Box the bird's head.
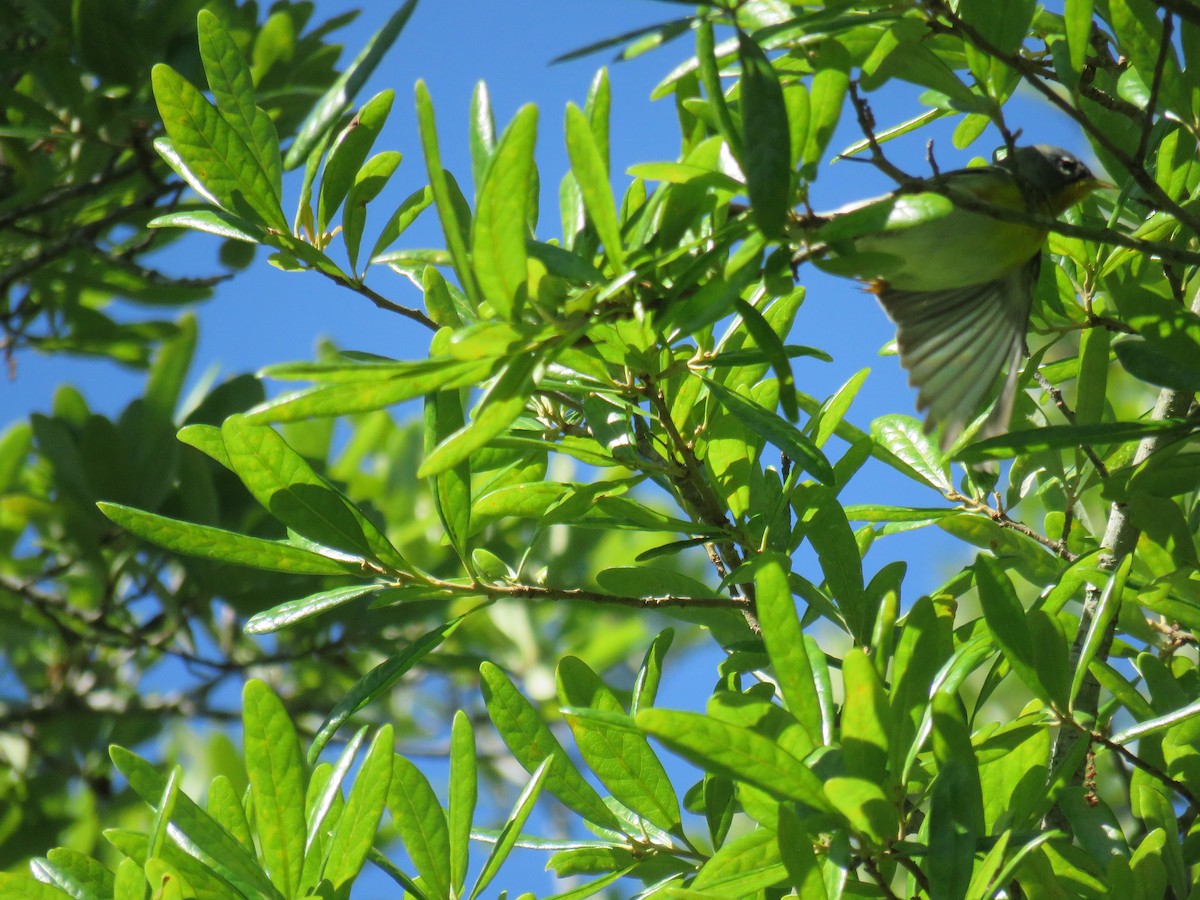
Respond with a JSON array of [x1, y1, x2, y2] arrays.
[[1000, 145, 1110, 214]]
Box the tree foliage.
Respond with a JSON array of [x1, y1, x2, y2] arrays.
[[4, 0, 1200, 897]]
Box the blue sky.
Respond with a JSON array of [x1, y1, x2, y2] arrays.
[[7, 2, 1098, 894]]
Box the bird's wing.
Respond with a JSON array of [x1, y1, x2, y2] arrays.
[[875, 254, 1039, 450]]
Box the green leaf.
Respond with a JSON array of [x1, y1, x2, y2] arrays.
[[871, 414, 953, 491], [34, 849, 114, 900], [840, 648, 891, 783], [112, 858, 145, 900], [387, 754, 451, 899], [322, 727, 394, 890], [344, 150, 402, 274], [108, 747, 281, 900], [246, 583, 386, 634], [889, 596, 951, 775], [424, 388, 472, 566], [691, 826, 785, 893], [419, 353, 539, 478], [584, 66, 611, 173], [801, 40, 850, 181], [416, 80, 480, 304], [151, 64, 286, 231], [479, 662, 622, 831], [299, 731, 365, 894], [472, 104, 538, 319], [631, 628, 674, 716], [557, 656, 682, 835], [732, 298, 797, 421], [793, 484, 867, 640], [469, 81, 497, 189], [635, 709, 831, 810], [249, 359, 493, 422], [221, 414, 409, 573], [285, 0, 418, 169], [196, 9, 281, 201], [369, 185, 434, 262], [975, 557, 1054, 707], [97, 502, 353, 575], [564, 103, 626, 272], [449, 711, 477, 896], [703, 378, 834, 484], [928, 691, 984, 900], [777, 808, 828, 899], [148, 209, 265, 243], [243, 680, 306, 898], [1115, 338, 1200, 392], [960, 420, 1194, 461], [148, 765, 181, 861], [696, 19, 741, 157], [1075, 312, 1110, 426], [317, 90, 394, 236], [467, 757, 552, 900], [207, 775, 253, 854], [737, 32, 791, 237], [309, 616, 469, 763], [755, 553, 823, 745], [0, 873, 79, 899], [141, 859, 184, 900], [823, 776, 898, 847]]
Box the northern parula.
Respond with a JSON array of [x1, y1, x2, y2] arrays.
[[800, 145, 1106, 449]]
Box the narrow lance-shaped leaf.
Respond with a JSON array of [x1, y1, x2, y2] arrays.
[[221, 414, 410, 573], [469, 80, 496, 190], [318, 90, 395, 236], [108, 747, 282, 899], [419, 351, 540, 478], [1070, 555, 1133, 710], [584, 67, 611, 175], [324, 726, 395, 891], [369, 184, 434, 263], [416, 80, 481, 304], [733, 297, 797, 421], [309, 615, 470, 762], [97, 502, 354, 576], [467, 757, 552, 900], [246, 583, 387, 634], [472, 104, 537, 319], [344, 150, 402, 275], [243, 680, 307, 899], [449, 710, 477, 896], [197, 9, 282, 202], [928, 691, 985, 900], [557, 656, 683, 835], [630, 628, 674, 716], [696, 18, 741, 157], [564, 103, 626, 272], [479, 662, 622, 831], [387, 753, 451, 899], [636, 708, 832, 811], [755, 553, 823, 745], [285, 0, 418, 169], [151, 64, 287, 231], [703, 377, 834, 485], [737, 31, 791, 237], [801, 40, 850, 181], [33, 848, 115, 899], [424, 387, 473, 569]]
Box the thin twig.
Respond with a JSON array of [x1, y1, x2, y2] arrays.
[[327, 273, 437, 330], [1031, 371, 1110, 479]]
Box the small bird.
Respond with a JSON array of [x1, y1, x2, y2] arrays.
[[798, 145, 1107, 450]]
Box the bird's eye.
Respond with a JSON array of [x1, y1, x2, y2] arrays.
[[1058, 157, 1079, 175]]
